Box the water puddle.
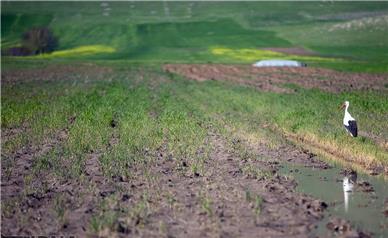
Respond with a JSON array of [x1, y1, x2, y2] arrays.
[[279, 161, 388, 237]]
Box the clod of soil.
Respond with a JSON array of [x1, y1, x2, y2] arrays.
[[384, 199, 388, 217], [110, 119, 117, 128], [358, 181, 375, 193], [326, 218, 372, 237], [68, 115, 77, 124]]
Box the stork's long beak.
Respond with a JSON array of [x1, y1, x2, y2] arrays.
[[338, 103, 346, 110]]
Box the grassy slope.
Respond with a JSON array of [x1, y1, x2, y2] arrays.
[[2, 2, 388, 71], [268, 20, 388, 72]]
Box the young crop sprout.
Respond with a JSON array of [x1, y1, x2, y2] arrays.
[[339, 101, 358, 137]]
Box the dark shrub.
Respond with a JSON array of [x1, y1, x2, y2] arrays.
[[22, 27, 58, 54], [3, 46, 32, 56], [3, 27, 58, 56]]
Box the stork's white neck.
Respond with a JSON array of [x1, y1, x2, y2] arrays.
[[343, 104, 355, 125], [345, 104, 349, 113]]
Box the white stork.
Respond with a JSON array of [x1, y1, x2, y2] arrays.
[[340, 101, 358, 137]]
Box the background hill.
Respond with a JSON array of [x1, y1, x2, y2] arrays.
[[2, 1, 388, 71]]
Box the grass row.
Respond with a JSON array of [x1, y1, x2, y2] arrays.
[[162, 70, 388, 170], [2, 64, 387, 180], [2, 67, 210, 181]]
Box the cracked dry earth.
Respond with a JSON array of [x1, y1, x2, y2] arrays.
[[1, 122, 369, 237]]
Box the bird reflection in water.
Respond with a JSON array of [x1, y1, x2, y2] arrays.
[[343, 170, 357, 212]]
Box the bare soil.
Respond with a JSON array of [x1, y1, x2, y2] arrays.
[[164, 64, 388, 93], [326, 218, 371, 237], [1, 64, 113, 85], [1, 127, 369, 237]]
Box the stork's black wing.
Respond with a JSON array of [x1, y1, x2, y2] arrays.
[[345, 120, 358, 137]]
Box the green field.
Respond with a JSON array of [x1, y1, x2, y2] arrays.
[[2, 2, 388, 236], [2, 1, 388, 71], [2, 62, 388, 235], [2, 64, 387, 176]]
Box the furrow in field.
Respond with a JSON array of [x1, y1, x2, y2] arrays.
[[164, 64, 388, 93], [1, 124, 71, 234]]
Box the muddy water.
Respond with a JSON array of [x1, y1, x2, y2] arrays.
[[279, 161, 388, 237]]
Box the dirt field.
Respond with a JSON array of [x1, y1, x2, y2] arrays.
[[1, 64, 113, 85], [1, 126, 367, 237], [164, 64, 388, 93], [1, 65, 380, 237]]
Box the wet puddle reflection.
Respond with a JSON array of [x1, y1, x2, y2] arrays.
[[279, 162, 388, 237], [343, 171, 357, 213]]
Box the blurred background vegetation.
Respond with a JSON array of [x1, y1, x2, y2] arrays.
[[2, 1, 388, 71]]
